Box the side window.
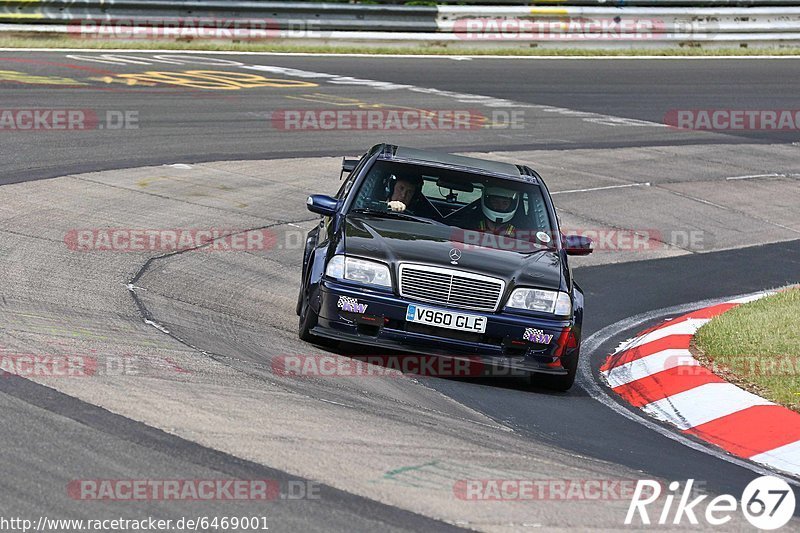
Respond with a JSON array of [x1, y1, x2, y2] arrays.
[[527, 189, 549, 231], [335, 153, 366, 199], [338, 174, 356, 199], [351, 162, 389, 210]]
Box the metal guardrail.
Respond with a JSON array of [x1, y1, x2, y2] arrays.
[[1, 1, 799, 46], [438, 5, 800, 35], [9, 0, 799, 5], [0, 1, 439, 31]]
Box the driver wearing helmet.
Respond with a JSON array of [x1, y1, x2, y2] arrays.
[[476, 186, 520, 237]]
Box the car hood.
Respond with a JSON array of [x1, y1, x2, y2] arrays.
[[344, 215, 563, 290]]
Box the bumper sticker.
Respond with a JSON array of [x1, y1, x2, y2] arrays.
[[523, 328, 554, 344], [338, 296, 368, 314]]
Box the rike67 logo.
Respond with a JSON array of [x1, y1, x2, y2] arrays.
[[626, 476, 795, 529]]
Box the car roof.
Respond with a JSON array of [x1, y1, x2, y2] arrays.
[[381, 145, 530, 180]]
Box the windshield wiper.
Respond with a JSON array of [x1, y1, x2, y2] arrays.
[[350, 208, 433, 224]]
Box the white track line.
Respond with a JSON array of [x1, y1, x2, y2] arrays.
[[726, 173, 783, 181], [551, 182, 650, 195], [729, 292, 776, 304]]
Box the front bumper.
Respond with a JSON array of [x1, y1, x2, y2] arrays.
[[311, 279, 576, 376]]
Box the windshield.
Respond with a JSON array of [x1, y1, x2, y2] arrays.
[[349, 160, 556, 249]]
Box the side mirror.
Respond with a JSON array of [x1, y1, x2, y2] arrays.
[[307, 195, 339, 217], [563, 234, 593, 256], [340, 157, 358, 180]]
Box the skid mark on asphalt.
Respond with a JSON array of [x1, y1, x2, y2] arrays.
[[0, 308, 198, 381], [377, 460, 519, 490], [71, 175, 282, 223], [135, 175, 252, 208], [1, 307, 172, 349]]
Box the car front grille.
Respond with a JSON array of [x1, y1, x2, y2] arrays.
[[398, 264, 505, 312]]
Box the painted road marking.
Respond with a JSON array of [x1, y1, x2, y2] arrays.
[[116, 70, 319, 90], [63, 53, 665, 128], [551, 182, 650, 195], [0, 69, 87, 85], [726, 173, 783, 180]]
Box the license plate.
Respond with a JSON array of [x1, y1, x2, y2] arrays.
[[405, 304, 487, 334]]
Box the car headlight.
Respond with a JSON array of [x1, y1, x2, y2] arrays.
[[506, 288, 571, 316], [325, 255, 391, 289]]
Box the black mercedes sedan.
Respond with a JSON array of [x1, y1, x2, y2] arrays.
[[297, 143, 592, 390]]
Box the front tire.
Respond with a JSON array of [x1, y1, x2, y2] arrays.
[[295, 285, 304, 316], [298, 285, 319, 342]]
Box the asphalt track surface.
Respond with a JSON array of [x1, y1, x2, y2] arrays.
[[2, 51, 800, 183], [1, 51, 800, 531]]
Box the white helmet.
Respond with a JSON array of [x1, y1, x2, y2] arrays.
[[481, 186, 519, 224]]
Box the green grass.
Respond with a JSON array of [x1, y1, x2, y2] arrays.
[[2, 35, 800, 56], [695, 288, 800, 411]]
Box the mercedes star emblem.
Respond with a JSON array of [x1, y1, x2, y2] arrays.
[[449, 248, 462, 264]]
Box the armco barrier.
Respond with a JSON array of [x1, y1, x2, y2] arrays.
[[0, 1, 439, 32], [438, 5, 800, 37], [1, 1, 799, 46]]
